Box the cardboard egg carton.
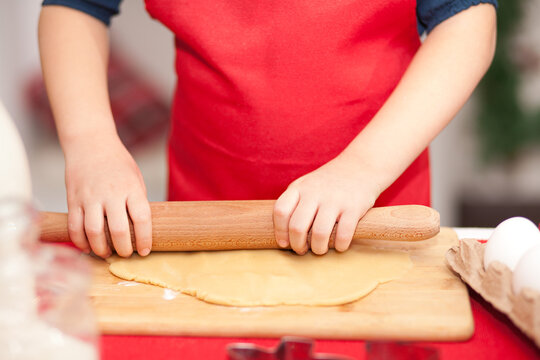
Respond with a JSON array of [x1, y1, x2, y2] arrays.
[[446, 239, 540, 347]]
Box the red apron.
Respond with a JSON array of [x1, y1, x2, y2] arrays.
[[145, 0, 430, 206]]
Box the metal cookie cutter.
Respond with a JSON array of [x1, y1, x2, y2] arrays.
[[227, 336, 354, 360]]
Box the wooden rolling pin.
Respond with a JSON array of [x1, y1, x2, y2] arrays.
[[39, 200, 440, 251]]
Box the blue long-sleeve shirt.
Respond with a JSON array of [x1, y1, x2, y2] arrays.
[[42, 0, 497, 34]]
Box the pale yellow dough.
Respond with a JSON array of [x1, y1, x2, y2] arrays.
[[107, 246, 412, 306]]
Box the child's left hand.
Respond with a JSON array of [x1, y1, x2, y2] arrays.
[[273, 154, 382, 255], [273, 2, 498, 256]]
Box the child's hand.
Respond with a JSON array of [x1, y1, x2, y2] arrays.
[[64, 134, 152, 258], [273, 155, 382, 255]]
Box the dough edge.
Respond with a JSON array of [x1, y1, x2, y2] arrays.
[[108, 249, 413, 307]]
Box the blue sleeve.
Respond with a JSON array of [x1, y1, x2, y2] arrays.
[[42, 0, 123, 26], [417, 0, 498, 34]]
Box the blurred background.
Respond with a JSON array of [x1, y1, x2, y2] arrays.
[[1, 1, 539, 226]]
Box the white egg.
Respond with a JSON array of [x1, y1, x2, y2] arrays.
[[513, 245, 540, 294], [483, 217, 540, 271]]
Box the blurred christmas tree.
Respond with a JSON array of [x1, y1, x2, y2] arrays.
[[476, 0, 540, 162]]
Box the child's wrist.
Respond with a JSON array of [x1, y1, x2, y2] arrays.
[[60, 119, 120, 151], [331, 153, 383, 198]]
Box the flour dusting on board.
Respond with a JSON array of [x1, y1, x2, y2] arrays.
[[117, 281, 139, 287], [239, 307, 256, 312], [163, 288, 179, 300]]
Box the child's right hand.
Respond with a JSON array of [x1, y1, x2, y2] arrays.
[[38, 6, 151, 258], [63, 133, 152, 258]]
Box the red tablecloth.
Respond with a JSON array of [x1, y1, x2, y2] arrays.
[[100, 290, 539, 360]]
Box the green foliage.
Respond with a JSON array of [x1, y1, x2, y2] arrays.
[[476, 1, 540, 162]]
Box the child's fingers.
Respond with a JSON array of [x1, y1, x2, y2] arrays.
[[105, 201, 133, 258], [84, 203, 110, 258], [288, 199, 317, 255], [310, 206, 338, 255], [335, 209, 363, 252], [273, 188, 300, 248], [67, 205, 90, 253], [127, 194, 152, 257]]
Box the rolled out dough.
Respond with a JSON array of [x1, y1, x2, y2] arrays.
[[107, 246, 412, 306]]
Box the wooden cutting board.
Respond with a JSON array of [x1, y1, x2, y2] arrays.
[[89, 227, 473, 341]]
